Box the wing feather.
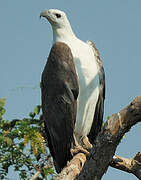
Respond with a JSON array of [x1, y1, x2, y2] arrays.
[[41, 42, 79, 172], [87, 40, 105, 144]]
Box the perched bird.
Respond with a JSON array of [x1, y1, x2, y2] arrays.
[[40, 9, 105, 173]]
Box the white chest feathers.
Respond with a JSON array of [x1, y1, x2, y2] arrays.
[[68, 39, 100, 138]]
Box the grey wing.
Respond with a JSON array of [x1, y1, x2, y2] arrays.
[[41, 42, 79, 173], [87, 40, 105, 144]]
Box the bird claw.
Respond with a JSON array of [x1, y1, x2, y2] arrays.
[[71, 145, 89, 156], [82, 136, 93, 150], [71, 135, 92, 156]]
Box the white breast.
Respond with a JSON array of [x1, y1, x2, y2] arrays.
[[68, 39, 100, 139]]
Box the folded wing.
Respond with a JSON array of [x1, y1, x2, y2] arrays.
[[41, 42, 79, 173]]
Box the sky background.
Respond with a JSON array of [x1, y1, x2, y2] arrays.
[[0, 0, 141, 179]]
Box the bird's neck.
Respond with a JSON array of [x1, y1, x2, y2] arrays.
[[52, 26, 76, 44]]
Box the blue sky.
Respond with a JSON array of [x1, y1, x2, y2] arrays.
[[0, 0, 141, 179]]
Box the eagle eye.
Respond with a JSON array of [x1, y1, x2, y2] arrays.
[[55, 13, 61, 18]]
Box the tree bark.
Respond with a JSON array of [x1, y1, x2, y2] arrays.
[[56, 153, 86, 180], [111, 153, 141, 180]]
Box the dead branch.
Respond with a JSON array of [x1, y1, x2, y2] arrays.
[[56, 153, 86, 180], [110, 153, 141, 180], [77, 96, 141, 180]]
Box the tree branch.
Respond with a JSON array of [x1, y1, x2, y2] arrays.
[[57, 96, 141, 180], [56, 153, 86, 180], [30, 156, 53, 180], [110, 153, 141, 180], [77, 96, 141, 180]]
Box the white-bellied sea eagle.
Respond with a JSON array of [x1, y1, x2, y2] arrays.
[[40, 9, 105, 173]]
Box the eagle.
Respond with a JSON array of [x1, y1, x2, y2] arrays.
[[40, 9, 105, 173]]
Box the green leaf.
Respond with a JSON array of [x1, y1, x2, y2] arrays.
[[34, 105, 41, 115], [0, 108, 6, 116], [29, 112, 36, 118], [44, 168, 54, 176], [0, 98, 6, 108], [123, 135, 126, 139], [5, 137, 13, 146], [0, 135, 4, 143], [107, 116, 111, 120]]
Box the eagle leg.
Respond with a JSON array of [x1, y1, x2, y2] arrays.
[[71, 135, 89, 156], [81, 136, 93, 150]]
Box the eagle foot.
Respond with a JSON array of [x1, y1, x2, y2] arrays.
[[71, 145, 89, 156], [82, 136, 93, 150], [71, 135, 90, 156]]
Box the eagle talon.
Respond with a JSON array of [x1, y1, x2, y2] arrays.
[[71, 145, 89, 156], [82, 136, 93, 150]]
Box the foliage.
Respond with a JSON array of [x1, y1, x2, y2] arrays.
[[0, 98, 55, 180]]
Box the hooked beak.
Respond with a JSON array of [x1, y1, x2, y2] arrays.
[[40, 10, 49, 19]]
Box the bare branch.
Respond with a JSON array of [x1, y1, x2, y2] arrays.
[[30, 156, 53, 180], [56, 153, 86, 180], [76, 96, 141, 179], [111, 153, 141, 180], [30, 169, 41, 180]]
